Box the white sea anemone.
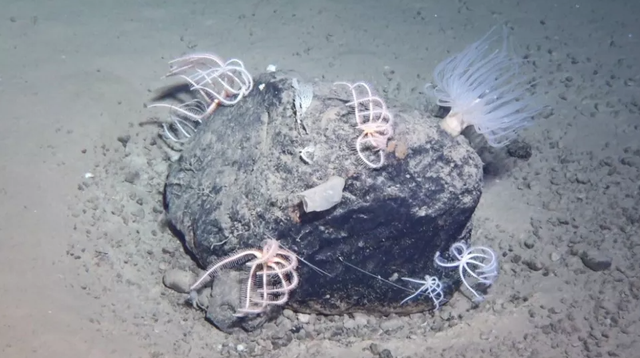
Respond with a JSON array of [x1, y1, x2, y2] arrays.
[[429, 26, 542, 147]]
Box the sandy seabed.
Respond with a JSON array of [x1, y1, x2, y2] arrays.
[[1, 0, 639, 357]]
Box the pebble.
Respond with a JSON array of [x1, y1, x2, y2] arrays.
[[130, 207, 145, 219], [282, 309, 296, 321], [162, 269, 195, 293], [196, 287, 210, 308], [523, 236, 536, 249], [379, 317, 404, 331], [575, 173, 590, 184], [353, 313, 368, 327], [124, 170, 140, 184], [369, 343, 381, 355], [524, 259, 544, 271], [343, 318, 356, 329], [277, 317, 293, 332], [620, 156, 639, 168], [580, 250, 612, 271], [117, 134, 131, 148], [297, 313, 310, 323]]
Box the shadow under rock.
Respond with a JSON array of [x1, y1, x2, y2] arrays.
[[432, 105, 533, 184]]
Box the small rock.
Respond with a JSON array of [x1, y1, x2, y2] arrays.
[[294, 328, 308, 340], [270, 331, 294, 349], [620, 156, 639, 168], [117, 135, 131, 148], [353, 313, 368, 327], [297, 313, 310, 323], [506, 140, 532, 160], [575, 173, 590, 184], [523, 236, 536, 249], [369, 343, 381, 355], [196, 287, 211, 308], [282, 309, 296, 321], [110, 204, 124, 216], [524, 259, 544, 271], [124, 171, 140, 184], [550, 252, 561, 262], [580, 251, 612, 271], [257, 339, 272, 351], [162, 269, 195, 293], [430, 320, 445, 332], [131, 207, 145, 219], [548, 306, 562, 314], [382, 66, 395, 80], [277, 317, 293, 332], [379, 317, 404, 331], [343, 318, 357, 330], [600, 157, 615, 167], [262, 322, 280, 337], [379, 349, 394, 358]]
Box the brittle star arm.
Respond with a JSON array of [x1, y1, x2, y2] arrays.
[[400, 277, 433, 304], [189, 249, 262, 291], [253, 267, 296, 306], [355, 133, 385, 168], [257, 261, 299, 294]]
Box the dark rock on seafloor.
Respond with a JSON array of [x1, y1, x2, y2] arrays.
[[579, 250, 612, 272], [506, 139, 532, 160], [163, 71, 483, 318]]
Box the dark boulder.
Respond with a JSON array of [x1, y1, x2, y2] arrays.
[[164, 71, 483, 318]]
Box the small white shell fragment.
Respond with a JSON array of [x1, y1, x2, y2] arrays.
[[258, 83, 266, 91], [84, 172, 95, 179], [266, 64, 277, 72]]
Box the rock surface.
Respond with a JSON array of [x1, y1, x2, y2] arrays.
[[164, 71, 483, 316]]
